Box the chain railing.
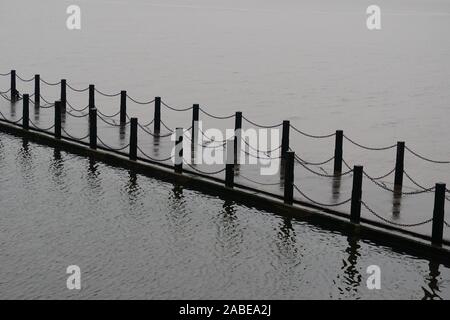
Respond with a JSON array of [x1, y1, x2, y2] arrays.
[[2, 69, 450, 247]]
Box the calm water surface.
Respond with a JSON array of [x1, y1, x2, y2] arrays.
[[0, 132, 449, 299], [1, 0, 450, 299], [0, 0, 449, 239]]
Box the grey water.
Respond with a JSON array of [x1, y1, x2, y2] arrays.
[[0, 0, 450, 298], [0, 132, 449, 299]]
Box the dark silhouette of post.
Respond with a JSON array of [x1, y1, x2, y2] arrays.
[[54, 101, 62, 139], [129, 118, 138, 161], [89, 85, 95, 109], [334, 130, 343, 174], [234, 111, 242, 164], [284, 151, 294, 205], [281, 120, 290, 159], [11, 70, 18, 102], [120, 91, 127, 125], [34, 75, 40, 108], [174, 128, 183, 173], [350, 165, 363, 224], [192, 104, 199, 146], [154, 97, 161, 133], [60, 79, 67, 111], [89, 108, 97, 149], [22, 94, 29, 130], [394, 141, 405, 188], [225, 139, 235, 188], [431, 183, 446, 246]]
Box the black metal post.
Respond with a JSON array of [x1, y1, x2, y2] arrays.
[[154, 97, 161, 133], [225, 139, 235, 188], [334, 130, 343, 174], [281, 120, 290, 159], [174, 127, 183, 173], [431, 183, 446, 246], [130, 118, 138, 161], [120, 91, 127, 125], [34, 75, 40, 108], [89, 107, 97, 149], [394, 141, 405, 188], [192, 104, 199, 144], [234, 111, 242, 164], [54, 101, 62, 139], [89, 84, 95, 109], [11, 70, 18, 102], [22, 94, 29, 130], [284, 151, 294, 205], [350, 165, 363, 224], [60, 79, 67, 111]]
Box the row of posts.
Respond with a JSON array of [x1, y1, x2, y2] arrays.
[[10, 70, 447, 247], [6, 69, 412, 191]]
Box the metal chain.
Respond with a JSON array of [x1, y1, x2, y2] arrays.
[[95, 88, 121, 97], [97, 109, 121, 118], [405, 146, 450, 164], [137, 123, 173, 138], [29, 119, 55, 132], [161, 100, 193, 112], [40, 78, 61, 86], [239, 174, 280, 186], [294, 153, 335, 166], [137, 146, 173, 162], [126, 95, 155, 105], [183, 133, 226, 148], [67, 83, 89, 92], [160, 119, 174, 133], [361, 201, 433, 227], [363, 170, 435, 195], [343, 135, 397, 151], [199, 107, 235, 120], [184, 161, 226, 175], [142, 119, 154, 127], [242, 138, 282, 154], [200, 129, 228, 143], [16, 74, 34, 82], [242, 116, 283, 129], [97, 137, 130, 151], [66, 110, 89, 118], [243, 150, 282, 160], [62, 128, 90, 141], [290, 125, 336, 139], [67, 101, 89, 112], [293, 184, 352, 207], [97, 114, 122, 127], [295, 156, 352, 178], [369, 167, 396, 180]]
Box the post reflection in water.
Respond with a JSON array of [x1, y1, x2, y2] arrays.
[[339, 235, 362, 295], [49, 148, 66, 188], [119, 124, 127, 143], [16, 138, 33, 186], [331, 175, 342, 201], [123, 169, 145, 212], [33, 101, 40, 122], [9, 100, 16, 118], [275, 216, 299, 263], [153, 135, 161, 155], [61, 109, 67, 126], [422, 261, 442, 300], [216, 200, 243, 258], [392, 188, 402, 217], [164, 183, 191, 241], [86, 156, 101, 194]]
